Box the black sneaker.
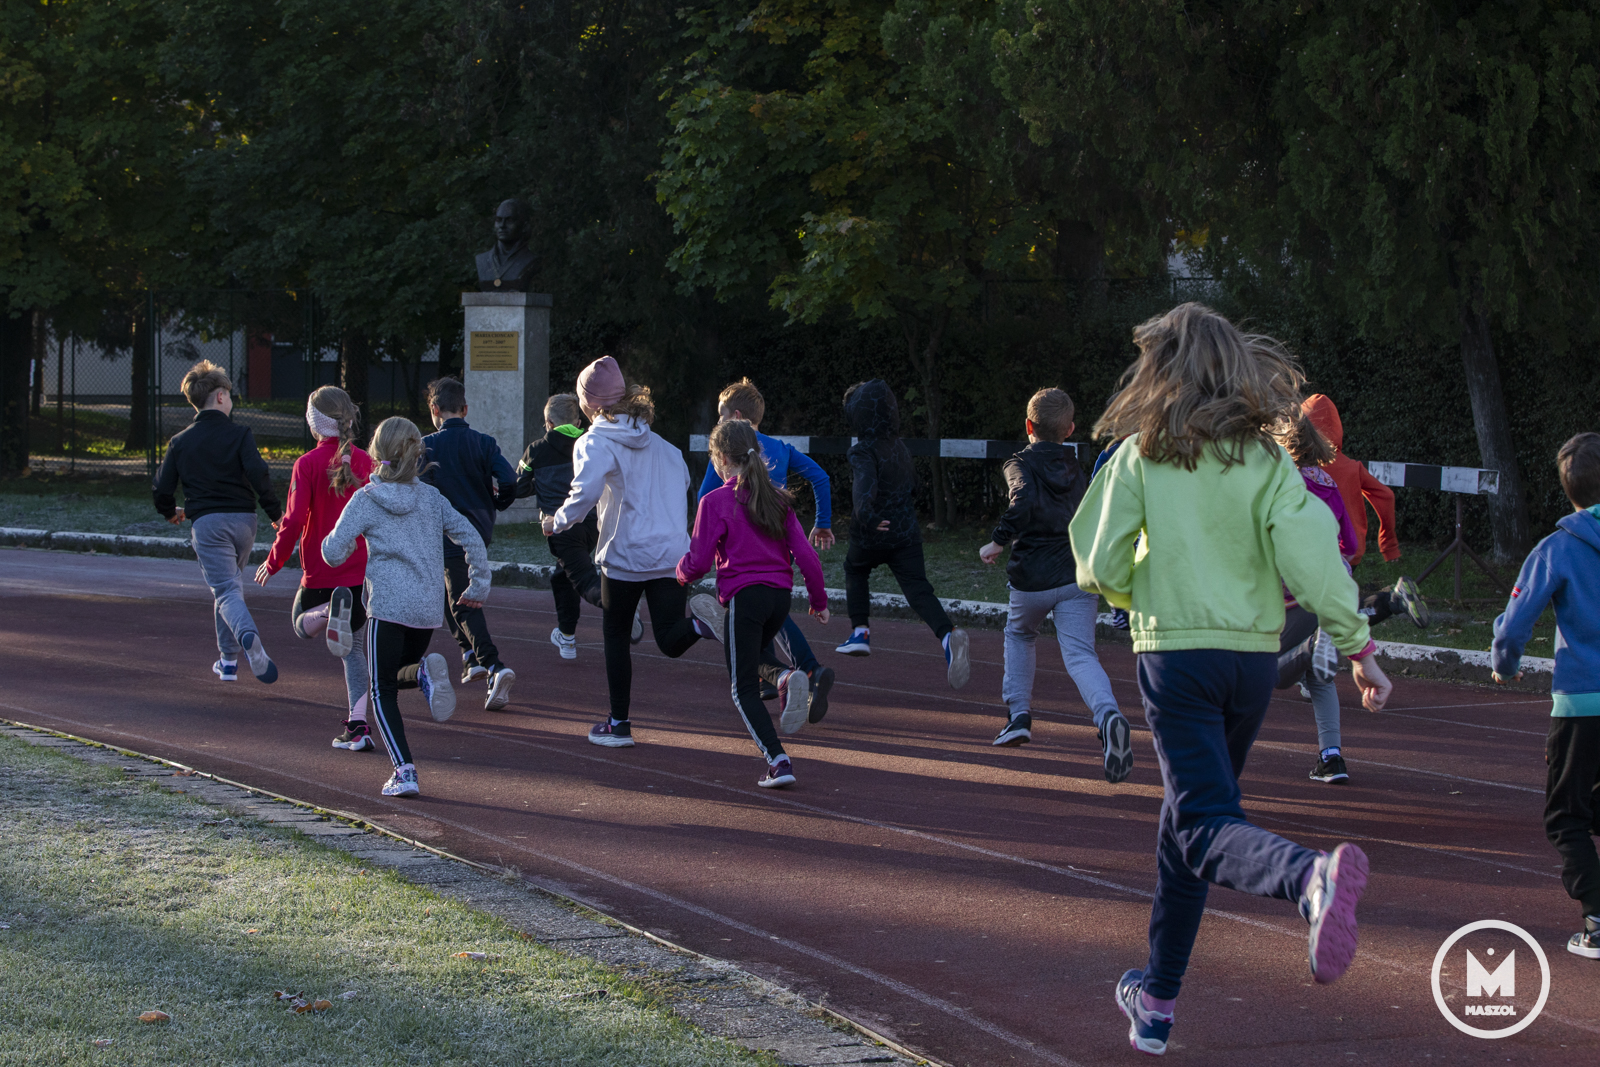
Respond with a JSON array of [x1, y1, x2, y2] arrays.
[[331, 720, 374, 752], [760, 681, 779, 701], [1310, 753, 1350, 783], [1568, 917, 1600, 959], [993, 713, 1032, 747], [1099, 710, 1133, 783], [807, 666, 835, 724]]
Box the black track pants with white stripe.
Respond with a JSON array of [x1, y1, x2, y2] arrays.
[[725, 584, 792, 762], [368, 618, 432, 768]]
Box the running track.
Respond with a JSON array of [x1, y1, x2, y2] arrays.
[[1, 548, 1594, 1065]]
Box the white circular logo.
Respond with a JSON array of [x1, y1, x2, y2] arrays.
[[1431, 920, 1551, 1038]]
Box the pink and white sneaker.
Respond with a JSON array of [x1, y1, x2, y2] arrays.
[[1303, 843, 1369, 984]]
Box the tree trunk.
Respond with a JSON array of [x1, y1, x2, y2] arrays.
[[0, 311, 31, 473], [340, 330, 372, 443], [125, 305, 150, 453], [29, 311, 46, 415], [1459, 300, 1529, 561]]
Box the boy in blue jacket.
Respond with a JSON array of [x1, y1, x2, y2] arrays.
[[699, 379, 837, 720], [422, 377, 517, 710], [1493, 431, 1600, 960]]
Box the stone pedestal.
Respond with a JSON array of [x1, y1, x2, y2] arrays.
[[461, 292, 550, 525]]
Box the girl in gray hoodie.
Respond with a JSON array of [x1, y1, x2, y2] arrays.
[[324, 417, 492, 797]]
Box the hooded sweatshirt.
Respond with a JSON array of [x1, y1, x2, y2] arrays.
[[549, 414, 691, 582], [1302, 395, 1398, 563], [1492, 507, 1600, 716], [1070, 433, 1373, 657], [845, 380, 920, 548], [990, 441, 1088, 592], [322, 476, 490, 630], [515, 424, 587, 518]]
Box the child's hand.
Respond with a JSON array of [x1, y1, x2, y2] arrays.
[[540, 516, 556, 537], [1492, 670, 1523, 684], [456, 594, 485, 609], [167, 508, 186, 526], [875, 520, 890, 532], [810, 527, 835, 550], [978, 541, 1003, 565], [811, 607, 830, 624], [1350, 656, 1392, 712], [253, 562, 273, 587]]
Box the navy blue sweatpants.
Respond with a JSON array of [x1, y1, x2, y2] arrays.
[[1138, 649, 1321, 999]]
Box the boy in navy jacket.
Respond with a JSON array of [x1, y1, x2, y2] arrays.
[[1493, 431, 1600, 960], [422, 377, 517, 709]]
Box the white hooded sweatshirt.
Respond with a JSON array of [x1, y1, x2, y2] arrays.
[[550, 414, 689, 582]]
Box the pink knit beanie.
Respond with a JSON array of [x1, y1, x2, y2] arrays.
[[576, 355, 626, 410]]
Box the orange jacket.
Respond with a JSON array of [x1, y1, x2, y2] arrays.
[[1302, 394, 1399, 563]]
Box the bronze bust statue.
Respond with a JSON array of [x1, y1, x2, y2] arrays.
[[475, 198, 542, 291]]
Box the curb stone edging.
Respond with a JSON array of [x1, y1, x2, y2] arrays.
[[2, 526, 1552, 693], [0, 718, 937, 1067]]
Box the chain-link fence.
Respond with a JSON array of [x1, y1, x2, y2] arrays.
[[25, 291, 440, 480]]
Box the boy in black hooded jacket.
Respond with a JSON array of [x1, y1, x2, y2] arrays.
[[516, 393, 602, 659], [835, 380, 970, 690], [978, 388, 1132, 781]]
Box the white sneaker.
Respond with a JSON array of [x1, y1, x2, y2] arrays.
[[631, 610, 644, 645], [416, 653, 455, 722], [382, 764, 419, 797], [550, 627, 578, 660], [777, 670, 810, 735], [690, 593, 725, 642], [239, 631, 278, 684]]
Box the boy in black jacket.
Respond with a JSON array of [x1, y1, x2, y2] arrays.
[[516, 393, 601, 659], [978, 388, 1131, 781], [421, 377, 517, 709], [153, 360, 282, 684], [836, 379, 970, 690]]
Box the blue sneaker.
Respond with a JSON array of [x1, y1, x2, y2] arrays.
[[238, 632, 277, 684], [1114, 969, 1172, 1055], [835, 629, 871, 656], [212, 659, 238, 682]]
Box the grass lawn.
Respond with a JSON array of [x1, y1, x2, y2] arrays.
[[1, 476, 1553, 654], [0, 733, 772, 1067]]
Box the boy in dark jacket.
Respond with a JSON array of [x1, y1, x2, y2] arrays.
[[422, 377, 517, 709], [153, 360, 283, 684], [979, 388, 1131, 780], [516, 393, 601, 659], [836, 379, 969, 690], [1492, 431, 1600, 960]]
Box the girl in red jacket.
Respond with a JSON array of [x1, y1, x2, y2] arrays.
[[255, 386, 377, 751]]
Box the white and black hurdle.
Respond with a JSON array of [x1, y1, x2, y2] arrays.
[[1366, 462, 1508, 602]]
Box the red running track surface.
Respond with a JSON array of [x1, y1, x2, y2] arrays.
[[1, 549, 1595, 1065]]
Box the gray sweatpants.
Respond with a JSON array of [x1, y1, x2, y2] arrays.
[[191, 512, 260, 659], [1305, 667, 1341, 752], [1003, 582, 1120, 728]]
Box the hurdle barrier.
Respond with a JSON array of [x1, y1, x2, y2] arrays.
[[1364, 462, 1506, 602]]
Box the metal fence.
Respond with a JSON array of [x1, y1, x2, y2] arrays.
[[25, 290, 438, 481]]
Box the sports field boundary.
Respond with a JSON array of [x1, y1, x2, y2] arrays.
[[0, 526, 1553, 691], [0, 715, 943, 1067]]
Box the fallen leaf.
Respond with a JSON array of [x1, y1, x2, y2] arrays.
[[355, 869, 369, 876], [292, 1000, 314, 1014], [173, 769, 196, 777], [337, 991, 359, 1001], [454, 951, 493, 960], [245, 929, 259, 935], [312, 1000, 332, 1012], [137, 1011, 169, 1024], [272, 990, 301, 1001], [1447, 627, 1462, 635], [93, 1039, 112, 1047]]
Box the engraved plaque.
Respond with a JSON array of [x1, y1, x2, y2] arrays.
[[470, 331, 519, 371]]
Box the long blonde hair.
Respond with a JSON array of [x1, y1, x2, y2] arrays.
[[711, 419, 792, 543], [309, 385, 362, 494], [1274, 412, 1335, 468], [1094, 303, 1306, 471], [368, 417, 433, 484]]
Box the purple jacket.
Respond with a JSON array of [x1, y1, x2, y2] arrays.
[[1302, 466, 1359, 558], [677, 484, 828, 611]]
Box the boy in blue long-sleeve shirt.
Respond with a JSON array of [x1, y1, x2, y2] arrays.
[[423, 377, 518, 710], [1492, 431, 1600, 960], [699, 379, 838, 722]]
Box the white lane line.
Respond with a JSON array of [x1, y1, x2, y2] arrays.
[[1247, 741, 1543, 795], [1256, 814, 1557, 879], [0, 702, 1082, 1065]]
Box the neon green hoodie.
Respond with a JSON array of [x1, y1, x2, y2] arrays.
[[1070, 434, 1371, 656]]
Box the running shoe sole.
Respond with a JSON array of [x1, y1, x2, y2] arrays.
[[212, 661, 237, 682], [945, 628, 970, 690], [1114, 969, 1170, 1055], [382, 775, 420, 798], [1101, 711, 1133, 783], [550, 627, 577, 660], [485, 668, 516, 711], [1393, 576, 1430, 628], [420, 652, 456, 722], [1308, 843, 1369, 984], [332, 734, 374, 752], [1309, 764, 1350, 784], [461, 664, 489, 684], [808, 666, 835, 724], [588, 727, 635, 748], [835, 638, 871, 656], [1568, 933, 1600, 959], [326, 587, 354, 658], [778, 672, 810, 735], [240, 632, 278, 685], [994, 719, 1032, 747], [757, 765, 796, 788], [689, 593, 724, 642]]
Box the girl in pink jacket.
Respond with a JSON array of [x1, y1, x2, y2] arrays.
[[677, 419, 829, 788]]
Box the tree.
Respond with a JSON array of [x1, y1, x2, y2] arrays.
[[0, 0, 203, 471], [660, 0, 1061, 524]]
